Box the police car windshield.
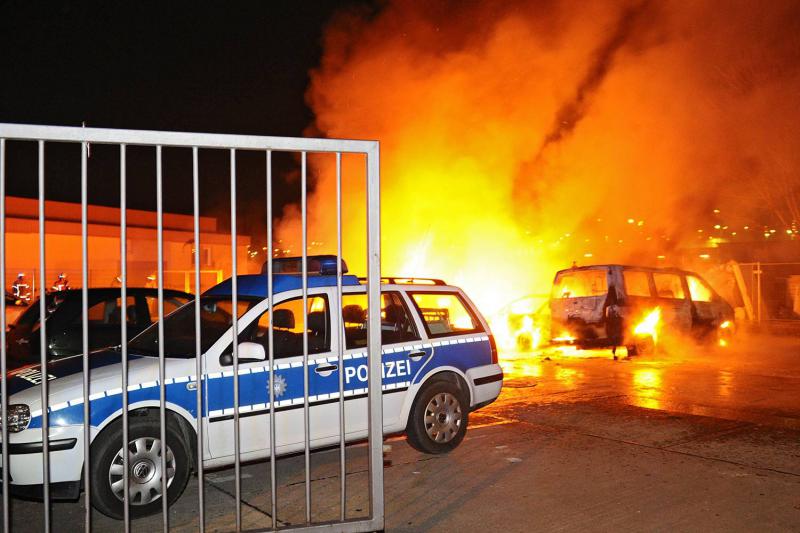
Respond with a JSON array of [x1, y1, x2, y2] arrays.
[[128, 297, 254, 357]]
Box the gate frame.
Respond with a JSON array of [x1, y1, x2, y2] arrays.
[[0, 123, 384, 533]]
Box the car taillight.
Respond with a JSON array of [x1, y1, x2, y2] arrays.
[[488, 334, 498, 364]]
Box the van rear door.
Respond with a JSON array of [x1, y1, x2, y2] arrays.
[[550, 268, 609, 337]]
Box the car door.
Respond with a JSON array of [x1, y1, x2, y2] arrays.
[[340, 289, 425, 432], [652, 272, 692, 334], [205, 290, 340, 459], [621, 269, 657, 322], [550, 268, 609, 337], [686, 274, 724, 330]]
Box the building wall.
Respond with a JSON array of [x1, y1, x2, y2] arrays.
[[3, 197, 255, 298]]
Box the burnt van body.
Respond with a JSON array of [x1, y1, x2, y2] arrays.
[[549, 264, 734, 350]]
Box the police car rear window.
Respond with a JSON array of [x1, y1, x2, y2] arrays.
[[341, 291, 420, 349], [408, 292, 483, 338]]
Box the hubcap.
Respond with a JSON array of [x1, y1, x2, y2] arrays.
[[108, 437, 176, 505], [423, 392, 462, 443]]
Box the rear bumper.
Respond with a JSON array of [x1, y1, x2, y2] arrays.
[[466, 364, 503, 409]]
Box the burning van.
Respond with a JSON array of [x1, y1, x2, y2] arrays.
[[549, 264, 734, 354]]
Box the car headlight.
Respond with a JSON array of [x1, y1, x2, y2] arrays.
[[5, 404, 31, 433]]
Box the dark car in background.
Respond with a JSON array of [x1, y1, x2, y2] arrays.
[[5, 288, 192, 369]]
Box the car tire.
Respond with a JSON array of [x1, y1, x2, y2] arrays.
[[406, 378, 468, 454], [90, 414, 191, 520], [628, 337, 654, 356]]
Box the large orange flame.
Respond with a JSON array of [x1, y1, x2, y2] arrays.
[[633, 307, 662, 345], [276, 0, 800, 335]]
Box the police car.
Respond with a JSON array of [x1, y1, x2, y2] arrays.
[[2, 257, 503, 519]]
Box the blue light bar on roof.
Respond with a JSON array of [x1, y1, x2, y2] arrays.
[[262, 255, 349, 276]]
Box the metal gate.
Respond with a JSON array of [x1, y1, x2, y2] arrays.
[[0, 123, 383, 532]]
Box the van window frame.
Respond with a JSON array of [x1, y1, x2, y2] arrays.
[[622, 269, 654, 298], [552, 269, 609, 299], [652, 272, 687, 300]]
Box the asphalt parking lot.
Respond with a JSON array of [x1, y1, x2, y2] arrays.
[[4, 332, 800, 531]]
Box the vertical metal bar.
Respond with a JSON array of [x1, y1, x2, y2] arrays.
[[38, 140, 51, 531], [756, 262, 762, 323], [193, 147, 206, 532], [230, 148, 242, 532], [120, 144, 131, 532], [366, 144, 384, 527], [301, 151, 311, 524], [156, 145, 168, 530], [336, 152, 346, 520], [81, 140, 92, 533], [0, 138, 8, 533], [266, 150, 277, 529]]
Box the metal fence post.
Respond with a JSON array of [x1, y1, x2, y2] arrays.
[[0, 123, 383, 533]]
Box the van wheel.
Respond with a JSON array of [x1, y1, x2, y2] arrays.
[[406, 378, 468, 454], [628, 337, 654, 356], [90, 415, 191, 519]]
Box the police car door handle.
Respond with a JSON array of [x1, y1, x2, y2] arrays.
[[407, 350, 426, 360], [314, 364, 338, 375]]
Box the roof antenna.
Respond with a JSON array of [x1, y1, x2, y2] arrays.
[[82, 121, 91, 158]]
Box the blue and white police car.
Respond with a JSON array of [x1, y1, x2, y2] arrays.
[[3, 257, 503, 519]]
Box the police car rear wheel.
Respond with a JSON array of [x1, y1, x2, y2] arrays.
[[406, 379, 468, 454], [91, 416, 191, 519]]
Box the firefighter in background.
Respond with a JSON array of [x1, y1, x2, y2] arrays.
[[51, 272, 70, 292], [11, 273, 31, 305]]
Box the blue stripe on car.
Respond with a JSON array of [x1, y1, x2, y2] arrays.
[[26, 338, 490, 429]]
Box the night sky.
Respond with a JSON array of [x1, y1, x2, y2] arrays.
[[0, 1, 376, 240]]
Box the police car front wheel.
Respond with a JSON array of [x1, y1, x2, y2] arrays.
[[90, 415, 191, 519], [406, 378, 468, 454]]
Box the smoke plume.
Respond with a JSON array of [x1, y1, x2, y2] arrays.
[[278, 0, 800, 315]]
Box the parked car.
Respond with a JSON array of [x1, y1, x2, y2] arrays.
[[5, 288, 192, 369], [550, 264, 734, 353], [2, 257, 503, 519]]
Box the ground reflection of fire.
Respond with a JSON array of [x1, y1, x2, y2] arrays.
[[717, 369, 734, 397], [631, 367, 663, 410]]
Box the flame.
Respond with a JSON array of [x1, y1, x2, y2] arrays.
[[274, 0, 800, 331], [552, 331, 576, 343], [633, 307, 662, 345], [490, 313, 542, 352]]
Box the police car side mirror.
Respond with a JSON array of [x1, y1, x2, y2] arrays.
[[219, 342, 266, 366]]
